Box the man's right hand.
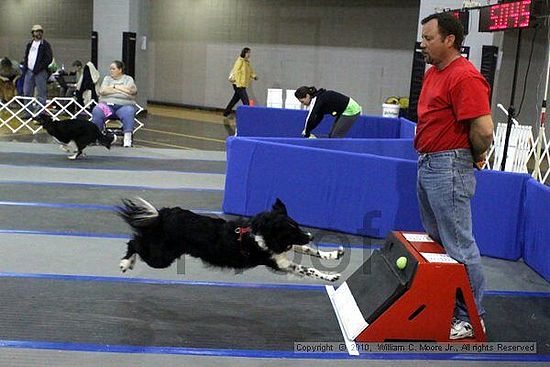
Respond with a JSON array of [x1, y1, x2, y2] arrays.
[[473, 151, 487, 170], [473, 151, 487, 163]]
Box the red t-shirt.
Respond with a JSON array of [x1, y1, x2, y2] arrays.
[[414, 57, 491, 153]]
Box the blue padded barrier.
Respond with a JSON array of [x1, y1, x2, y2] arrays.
[[244, 137, 418, 161], [224, 137, 538, 262], [235, 106, 411, 138], [235, 106, 330, 137], [471, 170, 530, 260], [399, 117, 417, 138], [522, 179, 550, 281], [223, 137, 423, 238]]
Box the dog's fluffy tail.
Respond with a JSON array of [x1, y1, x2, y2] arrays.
[[117, 197, 159, 228]]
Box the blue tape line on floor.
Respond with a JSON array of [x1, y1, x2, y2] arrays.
[[0, 229, 130, 239], [0, 271, 325, 291], [484, 290, 550, 298], [0, 200, 224, 214], [0, 162, 225, 174], [0, 339, 548, 361], [0, 163, 225, 175], [0, 180, 223, 191], [0, 271, 547, 298]]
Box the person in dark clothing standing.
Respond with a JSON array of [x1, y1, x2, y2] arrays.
[[295, 86, 362, 138], [23, 24, 53, 109]]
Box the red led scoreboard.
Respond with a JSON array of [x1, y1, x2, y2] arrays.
[[479, 0, 532, 32]]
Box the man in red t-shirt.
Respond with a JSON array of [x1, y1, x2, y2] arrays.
[[415, 13, 494, 340]]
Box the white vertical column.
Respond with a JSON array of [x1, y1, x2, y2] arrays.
[[93, 0, 148, 108]]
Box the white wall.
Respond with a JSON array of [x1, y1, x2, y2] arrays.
[[93, 0, 130, 76], [148, 0, 421, 115], [93, 0, 149, 107]]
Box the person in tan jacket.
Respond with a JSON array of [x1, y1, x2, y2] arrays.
[[223, 47, 257, 117]]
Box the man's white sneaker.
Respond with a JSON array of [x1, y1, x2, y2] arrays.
[[450, 317, 486, 340]]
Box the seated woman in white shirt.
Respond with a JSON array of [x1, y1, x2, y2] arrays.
[[91, 60, 137, 147]]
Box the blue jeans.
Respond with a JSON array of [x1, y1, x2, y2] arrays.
[[417, 149, 486, 321], [23, 69, 48, 107], [91, 104, 136, 133]]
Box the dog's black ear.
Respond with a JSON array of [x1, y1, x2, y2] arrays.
[[272, 198, 287, 215]]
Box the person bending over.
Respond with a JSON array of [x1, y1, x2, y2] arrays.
[[295, 86, 362, 138]]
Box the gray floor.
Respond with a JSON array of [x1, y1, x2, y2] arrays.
[[0, 111, 548, 367]]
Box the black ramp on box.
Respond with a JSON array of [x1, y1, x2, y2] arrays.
[[346, 234, 418, 323], [0, 277, 547, 354]]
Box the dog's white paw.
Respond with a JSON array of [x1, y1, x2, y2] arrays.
[[120, 256, 136, 273], [120, 259, 132, 272], [320, 246, 345, 260], [336, 246, 345, 259], [59, 144, 70, 152], [67, 152, 85, 160], [67, 140, 78, 153], [322, 273, 341, 282]]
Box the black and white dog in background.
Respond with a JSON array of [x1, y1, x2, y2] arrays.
[[118, 198, 344, 282], [34, 114, 116, 160]]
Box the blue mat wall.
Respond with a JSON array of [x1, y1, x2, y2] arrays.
[[223, 137, 423, 238], [399, 117, 416, 139], [522, 179, 550, 281], [235, 106, 416, 139], [245, 138, 418, 161], [471, 170, 530, 260], [223, 137, 542, 265], [225, 108, 549, 274]]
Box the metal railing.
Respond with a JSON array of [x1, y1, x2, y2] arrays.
[[484, 103, 549, 184]]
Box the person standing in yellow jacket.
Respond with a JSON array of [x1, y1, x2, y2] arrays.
[[223, 47, 257, 117]]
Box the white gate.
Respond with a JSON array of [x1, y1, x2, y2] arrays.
[[0, 96, 144, 134]]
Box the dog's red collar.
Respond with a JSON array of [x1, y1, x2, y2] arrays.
[[235, 226, 252, 242]]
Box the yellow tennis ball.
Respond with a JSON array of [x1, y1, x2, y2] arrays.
[[396, 256, 407, 270]]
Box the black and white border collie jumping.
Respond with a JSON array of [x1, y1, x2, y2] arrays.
[[34, 114, 116, 160], [118, 197, 344, 282]]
